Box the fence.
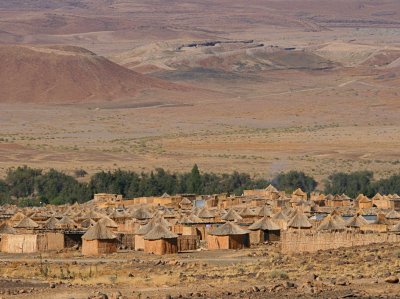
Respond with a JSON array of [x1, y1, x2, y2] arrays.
[[281, 231, 400, 253]]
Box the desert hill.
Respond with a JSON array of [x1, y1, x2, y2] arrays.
[[112, 40, 336, 77], [0, 44, 183, 103]]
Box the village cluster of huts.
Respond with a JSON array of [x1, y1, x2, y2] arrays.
[[0, 185, 399, 256]]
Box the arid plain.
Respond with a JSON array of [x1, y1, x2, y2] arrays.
[[1, 0, 400, 184]]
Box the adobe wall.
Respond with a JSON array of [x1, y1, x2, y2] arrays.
[[134, 234, 145, 251], [207, 235, 229, 250], [281, 231, 400, 254], [1, 234, 37, 253], [144, 238, 178, 255]]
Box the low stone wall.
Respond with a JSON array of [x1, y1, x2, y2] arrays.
[[281, 231, 400, 254]]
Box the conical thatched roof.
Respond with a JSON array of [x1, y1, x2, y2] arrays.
[[222, 209, 243, 222], [109, 210, 128, 219], [10, 212, 26, 222], [82, 210, 105, 220], [341, 193, 351, 200], [143, 223, 178, 240], [372, 193, 383, 201], [188, 213, 203, 223], [386, 210, 400, 219], [265, 184, 278, 192], [132, 206, 152, 220], [153, 215, 172, 227], [331, 211, 346, 226], [272, 210, 289, 221], [81, 218, 97, 228], [43, 216, 60, 229], [209, 221, 249, 236], [82, 222, 116, 240], [178, 215, 194, 224], [258, 206, 272, 217], [317, 215, 345, 231], [98, 216, 118, 228], [248, 217, 280, 231], [390, 222, 400, 232], [358, 196, 371, 203], [0, 223, 16, 234], [240, 207, 256, 217], [58, 216, 78, 228], [14, 216, 39, 229], [293, 188, 306, 196], [136, 218, 157, 235], [287, 210, 312, 229], [345, 214, 369, 228], [180, 197, 192, 205], [161, 192, 170, 198], [197, 207, 214, 219]]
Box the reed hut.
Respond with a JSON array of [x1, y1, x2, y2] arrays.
[[248, 217, 280, 243], [207, 222, 250, 250], [143, 224, 178, 255], [82, 222, 117, 255]]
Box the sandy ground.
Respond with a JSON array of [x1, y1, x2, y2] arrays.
[[0, 242, 399, 298]]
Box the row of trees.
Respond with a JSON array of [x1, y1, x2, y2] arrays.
[[0, 165, 316, 206], [324, 171, 400, 198], [5, 165, 400, 207]]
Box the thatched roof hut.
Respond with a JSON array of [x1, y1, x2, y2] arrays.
[[207, 222, 250, 250], [82, 222, 117, 256], [43, 216, 60, 230], [143, 224, 178, 255], [144, 223, 178, 240], [240, 207, 256, 218], [221, 209, 243, 222], [82, 222, 116, 241], [57, 216, 79, 229], [317, 215, 346, 231], [81, 218, 96, 229], [248, 217, 281, 243], [14, 216, 39, 229], [345, 214, 369, 228], [257, 206, 272, 217], [287, 210, 312, 229], [390, 222, 400, 233], [0, 223, 16, 234], [132, 206, 152, 220], [248, 217, 280, 231], [197, 207, 215, 219], [98, 216, 118, 230], [386, 210, 400, 220]]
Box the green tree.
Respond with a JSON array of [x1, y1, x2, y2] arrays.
[[5, 166, 42, 198], [274, 171, 317, 193], [187, 164, 202, 194]]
